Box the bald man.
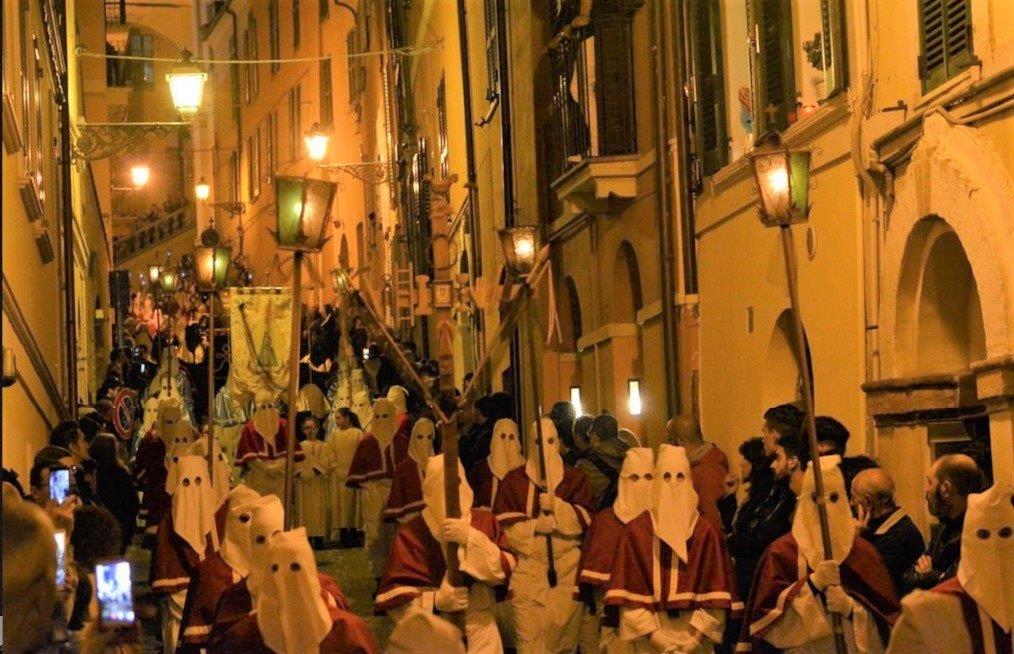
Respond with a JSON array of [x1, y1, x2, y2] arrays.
[[3, 499, 58, 653], [903, 454, 985, 593], [852, 468, 925, 594], [667, 414, 730, 531]]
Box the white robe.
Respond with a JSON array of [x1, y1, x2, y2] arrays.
[[326, 425, 363, 534], [296, 440, 333, 538], [887, 588, 1013, 654]]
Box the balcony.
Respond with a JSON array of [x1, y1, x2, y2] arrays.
[[113, 205, 194, 264], [545, 0, 645, 217]]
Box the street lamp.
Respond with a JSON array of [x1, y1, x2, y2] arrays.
[[273, 175, 338, 528], [747, 132, 811, 226], [498, 226, 540, 278], [130, 164, 151, 188], [304, 123, 330, 162], [194, 178, 211, 201], [166, 49, 207, 120]]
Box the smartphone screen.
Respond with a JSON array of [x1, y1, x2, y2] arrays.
[[362, 347, 370, 360], [95, 558, 135, 627], [54, 531, 67, 589], [49, 468, 70, 505]]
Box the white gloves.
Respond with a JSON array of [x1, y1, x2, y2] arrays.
[[434, 575, 469, 612], [810, 560, 840, 591], [538, 492, 555, 514], [441, 518, 471, 545], [534, 513, 557, 535], [649, 630, 682, 652], [824, 585, 852, 615]]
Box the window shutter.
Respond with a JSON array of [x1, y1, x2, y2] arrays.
[[592, 6, 639, 156], [689, 0, 728, 175], [919, 0, 973, 92], [752, 0, 795, 133], [484, 0, 499, 97]]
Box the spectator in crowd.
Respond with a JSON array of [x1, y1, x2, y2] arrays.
[[67, 504, 123, 633], [88, 433, 139, 553], [667, 413, 731, 530], [575, 413, 628, 509], [851, 467, 925, 595], [459, 391, 514, 470], [761, 402, 803, 455], [564, 415, 595, 466], [3, 498, 58, 653], [726, 437, 776, 598], [903, 453, 985, 593], [46, 420, 91, 466], [549, 401, 578, 460], [815, 415, 878, 495]]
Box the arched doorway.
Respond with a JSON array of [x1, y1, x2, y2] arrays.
[[762, 309, 812, 411], [610, 241, 643, 322]]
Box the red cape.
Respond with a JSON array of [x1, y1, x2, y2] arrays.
[[492, 465, 595, 529], [235, 418, 302, 467], [691, 443, 730, 531], [932, 577, 1012, 654], [134, 431, 169, 532], [383, 458, 425, 523], [374, 510, 516, 614], [738, 533, 900, 652], [577, 508, 628, 590], [604, 511, 739, 615], [180, 550, 237, 646], [150, 502, 226, 595], [207, 573, 377, 654], [345, 430, 410, 487]]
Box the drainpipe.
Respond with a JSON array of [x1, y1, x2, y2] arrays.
[[455, 0, 482, 276], [61, 7, 78, 414], [495, 1, 523, 412], [652, 0, 682, 418]]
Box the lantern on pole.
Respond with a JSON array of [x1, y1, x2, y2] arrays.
[[749, 133, 845, 654], [148, 264, 161, 284], [195, 243, 231, 477], [498, 227, 540, 278], [166, 49, 207, 120], [274, 175, 337, 527], [159, 269, 178, 293], [747, 132, 811, 227]]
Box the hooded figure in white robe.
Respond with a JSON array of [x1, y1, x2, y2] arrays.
[[296, 415, 334, 539], [326, 410, 364, 538], [887, 483, 1013, 654]]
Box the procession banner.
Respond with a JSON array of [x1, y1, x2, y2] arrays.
[[228, 287, 292, 402]]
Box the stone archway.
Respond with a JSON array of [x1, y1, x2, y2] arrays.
[[869, 113, 1014, 530], [762, 309, 811, 411]]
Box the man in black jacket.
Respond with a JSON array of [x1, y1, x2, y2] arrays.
[[851, 467, 925, 595], [903, 453, 985, 593]]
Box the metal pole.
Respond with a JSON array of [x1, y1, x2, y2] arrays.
[[779, 226, 847, 654], [206, 291, 216, 482], [524, 310, 557, 587], [283, 252, 304, 529]]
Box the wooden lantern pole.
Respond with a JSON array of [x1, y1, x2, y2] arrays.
[[206, 290, 216, 480], [523, 309, 557, 587], [283, 252, 304, 529], [777, 225, 847, 654]]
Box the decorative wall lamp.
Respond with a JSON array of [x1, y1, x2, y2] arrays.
[[166, 49, 208, 121], [627, 379, 642, 416], [304, 124, 330, 162], [194, 178, 211, 201], [2, 349, 17, 388], [130, 164, 151, 188], [570, 385, 584, 417]]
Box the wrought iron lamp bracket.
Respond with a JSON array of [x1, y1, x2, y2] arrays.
[[317, 161, 395, 186], [72, 122, 190, 161]]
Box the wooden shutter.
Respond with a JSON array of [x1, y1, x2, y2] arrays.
[[689, 0, 728, 175], [484, 0, 499, 97], [592, 2, 640, 156], [919, 0, 973, 92], [752, 0, 795, 133]]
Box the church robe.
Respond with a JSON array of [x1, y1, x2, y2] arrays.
[[206, 575, 378, 654], [133, 430, 169, 538], [327, 425, 364, 534], [235, 418, 302, 500], [383, 458, 425, 523], [690, 442, 730, 532], [345, 431, 410, 487], [468, 459, 518, 511], [886, 576, 1012, 654], [346, 431, 410, 575], [493, 465, 594, 653], [603, 511, 739, 651], [296, 439, 334, 538], [375, 511, 516, 653], [738, 533, 900, 654]]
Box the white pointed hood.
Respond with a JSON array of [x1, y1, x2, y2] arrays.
[[651, 445, 698, 562], [247, 495, 286, 596], [299, 383, 330, 419], [615, 447, 654, 524], [408, 418, 436, 468], [370, 398, 397, 450], [186, 436, 232, 506], [352, 390, 373, 429], [792, 455, 855, 569], [251, 399, 281, 448], [387, 385, 409, 416], [958, 483, 1014, 632], [171, 456, 220, 560], [218, 488, 262, 577], [488, 418, 525, 480], [525, 418, 565, 494], [421, 454, 473, 542], [255, 528, 333, 654]]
